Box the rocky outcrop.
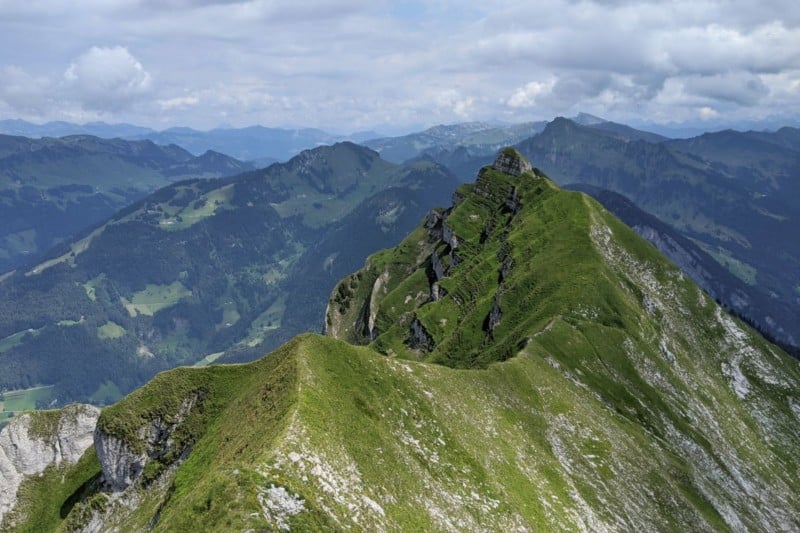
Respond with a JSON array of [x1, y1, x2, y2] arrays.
[[367, 270, 390, 341], [0, 404, 100, 522], [408, 318, 435, 352], [485, 296, 502, 338], [492, 148, 533, 177], [425, 209, 444, 240], [442, 223, 458, 251], [95, 395, 198, 492], [505, 186, 521, 213]]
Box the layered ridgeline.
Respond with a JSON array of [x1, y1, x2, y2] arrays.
[[364, 121, 547, 164], [0, 118, 381, 163], [6, 150, 800, 531], [0, 134, 252, 273], [0, 142, 457, 409]]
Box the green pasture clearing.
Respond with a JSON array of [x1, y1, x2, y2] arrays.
[[0, 385, 55, 423], [25, 226, 105, 276], [83, 274, 106, 301], [122, 281, 192, 317], [245, 295, 286, 346], [3, 229, 37, 256], [216, 293, 240, 330], [97, 321, 126, 339], [159, 185, 234, 231], [192, 352, 225, 367], [58, 316, 85, 327], [0, 328, 42, 353], [697, 243, 758, 286]]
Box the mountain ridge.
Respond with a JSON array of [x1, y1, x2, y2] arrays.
[[513, 118, 800, 350], [5, 149, 799, 531]]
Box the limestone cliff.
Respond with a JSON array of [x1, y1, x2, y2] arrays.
[[491, 147, 533, 177], [95, 395, 198, 491], [0, 404, 99, 522]]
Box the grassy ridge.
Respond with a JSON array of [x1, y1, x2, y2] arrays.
[[12, 153, 800, 530]]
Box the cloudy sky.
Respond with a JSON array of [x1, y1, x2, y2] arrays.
[[1, 0, 798, 132]]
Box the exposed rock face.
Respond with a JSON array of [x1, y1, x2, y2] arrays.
[[94, 431, 148, 492], [442, 223, 458, 251], [0, 404, 100, 522], [424, 209, 444, 240], [485, 296, 502, 337], [95, 395, 198, 491], [367, 270, 390, 340], [505, 186, 521, 213], [492, 148, 532, 177], [409, 318, 435, 351]]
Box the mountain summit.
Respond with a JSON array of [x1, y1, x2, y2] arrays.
[[3, 149, 800, 531], [491, 147, 533, 176]]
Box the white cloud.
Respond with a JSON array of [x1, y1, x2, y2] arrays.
[[158, 95, 200, 110], [698, 106, 720, 120], [0, 1, 798, 130], [0, 66, 52, 114], [62, 46, 152, 111], [507, 80, 556, 108]]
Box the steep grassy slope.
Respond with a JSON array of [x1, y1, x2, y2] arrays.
[[325, 150, 800, 528], [16, 317, 800, 531], [0, 143, 456, 405], [514, 118, 800, 350]]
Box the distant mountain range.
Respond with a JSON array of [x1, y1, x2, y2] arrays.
[[0, 142, 457, 406], [0, 134, 253, 273], [2, 114, 796, 356], [363, 120, 549, 163], [0, 119, 381, 162]]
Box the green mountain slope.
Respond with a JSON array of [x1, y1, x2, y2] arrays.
[[514, 118, 800, 350], [0, 143, 457, 409], [8, 150, 800, 531], [567, 184, 800, 357], [0, 134, 253, 273]]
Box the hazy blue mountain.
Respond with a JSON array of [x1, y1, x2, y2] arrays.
[[137, 125, 341, 161], [364, 120, 548, 163], [575, 114, 669, 143], [369, 114, 667, 180], [0, 119, 155, 139], [0, 142, 457, 408], [0, 120, 385, 162], [0, 134, 253, 273]]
